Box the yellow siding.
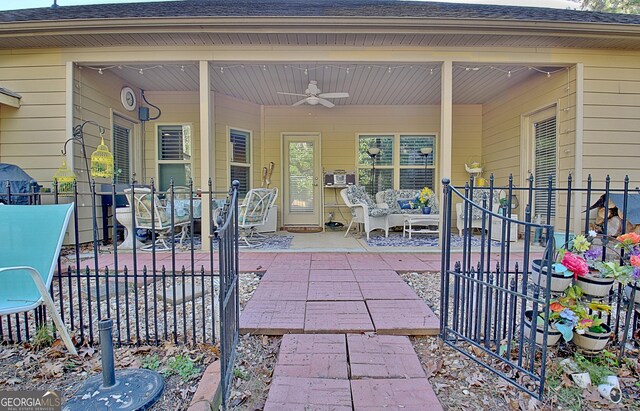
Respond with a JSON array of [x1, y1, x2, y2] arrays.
[[482, 69, 576, 187], [213, 94, 261, 192], [0, 51, 66, 181], [583, 65, 640, 185]]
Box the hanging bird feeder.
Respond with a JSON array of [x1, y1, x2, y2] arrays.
[[90, 135, 114, 178], [53, 158, 77, 195]]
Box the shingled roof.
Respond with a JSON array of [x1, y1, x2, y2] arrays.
[[1, 0, 639, 25]]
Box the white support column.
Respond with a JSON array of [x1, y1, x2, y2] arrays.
[[65, 62, 75, 170], [440, 60, 453, 242], [199, 61, 215, 251], [573, 64, 584, 232]]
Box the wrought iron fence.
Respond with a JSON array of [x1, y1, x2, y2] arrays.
[[215, 181, 240, 410], [0, 178, 239, 353], [443, 174, 640, 399], [441, 178, 556, 400]]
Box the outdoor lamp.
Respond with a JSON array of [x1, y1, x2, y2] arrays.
[[368, 147, 380, 196], [419, 147, 432, 186]]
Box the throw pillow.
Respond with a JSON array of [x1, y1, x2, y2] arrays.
[[397, 199, 414, 210]]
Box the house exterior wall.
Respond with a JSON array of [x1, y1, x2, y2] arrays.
[[583, 65, 640, 185], [0, 50, 66, 183]]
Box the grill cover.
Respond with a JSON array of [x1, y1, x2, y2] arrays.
[[0, 163, 39, 205]]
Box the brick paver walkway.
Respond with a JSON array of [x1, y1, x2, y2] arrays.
[[240, 254, 439, 335], [264, 334, 443, 411], [241, 253, 445, 410]]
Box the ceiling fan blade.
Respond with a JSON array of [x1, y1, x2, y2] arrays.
[[292, 98, 308, 106], [318, 92, 349, 99], [317, 98, 335, 108], [278, 91, 308, 97]]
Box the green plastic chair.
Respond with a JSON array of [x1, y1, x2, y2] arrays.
[[0, 203, 77, 355]]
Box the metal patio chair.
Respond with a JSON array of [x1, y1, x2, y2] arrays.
[[125, 187, 190, 250], [0, 203, 77, 354], [238, 188, 278, 247]]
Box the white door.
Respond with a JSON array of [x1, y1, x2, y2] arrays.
[[283, 134, 322, 226]]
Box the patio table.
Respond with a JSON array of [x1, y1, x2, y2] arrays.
[[402, 213, 439, 239]]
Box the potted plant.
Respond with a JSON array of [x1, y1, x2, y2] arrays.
[[414, 187, 434, 214], [554, 232, 618, 298], [615, 232, 640, 305], [523, 307, 563, 347], [530, 258, 573, 293], [544, 285, 613, 354]]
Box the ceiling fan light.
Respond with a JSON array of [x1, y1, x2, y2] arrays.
[[307, 96, 319, 105]]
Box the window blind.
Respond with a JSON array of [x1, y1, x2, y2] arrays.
[[230, 130, 250, 164], [534, 116, 557, 218], [113, 124, 130, 184], [230, 165, 250, 197], [400, 135, 434, 166], [159, 125, 189, 160]]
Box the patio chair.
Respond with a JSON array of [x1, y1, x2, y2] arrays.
[[341, 186, 389, 240], [238, 188, 278, 247], [124, 187, 190, 250], [0, 203, 77, 355]]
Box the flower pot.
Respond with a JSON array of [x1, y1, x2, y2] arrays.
[[575, 275, 614, 298], [572, 324, 611, 355], [523, 310, 561, 347], [624, 283, 640, 305], [531, 259, 573, 293], [421, 206, 431, 215]]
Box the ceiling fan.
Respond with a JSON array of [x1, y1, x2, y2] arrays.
[[277, 81, 349, 108]]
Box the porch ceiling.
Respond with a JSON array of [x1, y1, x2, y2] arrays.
[[98, 61, 565, 105]]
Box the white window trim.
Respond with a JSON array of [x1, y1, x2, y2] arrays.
[[355, 132, 438, 189], [155, 122, 194, 189], [227, 126, 252, 190]]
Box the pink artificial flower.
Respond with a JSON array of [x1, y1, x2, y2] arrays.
[[630, 255, 640, 268], [561, 252, 589, 278], [579, 318, 594, 328]]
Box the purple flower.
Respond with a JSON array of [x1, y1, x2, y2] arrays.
[[583, 247, 602, 262], [633, 267, 640, 281], [630, 246, 640, 257]]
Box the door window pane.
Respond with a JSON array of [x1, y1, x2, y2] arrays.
[[288, 141, 314, 213]]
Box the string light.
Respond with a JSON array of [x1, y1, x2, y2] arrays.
[[98, 68, 103, 75]]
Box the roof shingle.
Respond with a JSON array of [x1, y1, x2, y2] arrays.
[[1, 0, 639, 25]]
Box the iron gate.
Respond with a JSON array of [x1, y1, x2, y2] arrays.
[[440, 179, 555, 400], [215, 181, 240, 409]]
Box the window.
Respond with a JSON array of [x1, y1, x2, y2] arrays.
[[112, 117, 131, 185], [229, 128, 251, 197], [157, 124, 192, 191], [534, 116, 557, 219], [357, 134, 436, 194]]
